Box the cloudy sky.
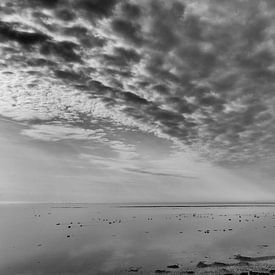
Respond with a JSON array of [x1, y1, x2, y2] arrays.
[[0, 0, 275, 203]]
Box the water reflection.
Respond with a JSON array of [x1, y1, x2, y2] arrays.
[[1, 204, 275, 274]]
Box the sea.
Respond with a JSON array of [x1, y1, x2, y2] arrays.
[[1, 203, 275, 274]]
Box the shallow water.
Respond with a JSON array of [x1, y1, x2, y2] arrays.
[[1, 203, 275, 274]]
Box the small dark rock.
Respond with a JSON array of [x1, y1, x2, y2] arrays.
[[249, 272, 268, 275], [154, 270, 170, 274], [196, 261, 208, 268], [128, 267, 141, 272], [212, 262, 229, 267], [236, 261, 250, 266], [167, 264, 179, 269]]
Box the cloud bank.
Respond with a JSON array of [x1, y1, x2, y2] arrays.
[[0, 0, 275, 167]]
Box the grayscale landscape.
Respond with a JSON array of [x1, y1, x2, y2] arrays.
[[1, 0, 275, 274]]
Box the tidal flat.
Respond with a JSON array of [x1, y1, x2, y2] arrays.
[[1, 203, 275, 274]]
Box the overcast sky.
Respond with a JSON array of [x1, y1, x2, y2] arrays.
[[0, 0, 275, 203]]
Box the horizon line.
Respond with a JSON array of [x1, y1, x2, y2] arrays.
[[1, 201, 275, 205]]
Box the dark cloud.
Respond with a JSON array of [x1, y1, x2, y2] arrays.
[[114, 47, 140, 63], [0, 20, 82, 64], [166, 97, 195, 114], [111, 19, 144, 45], [183, 14, 203, 41], [152, 84, 169, 95], [27, 58, 57, 67], [54, 69, 86, 83], [0, 21, 49, 45], [28, 0, 61, 9], [86, 79, 149, 107], [40, 40, 82, 63], [125, 168, 197, 178], [147, 106, 183, 123], [145, 53, 181, 83], [74, 0, 118, 20], [148, 1, 185, 51], [55, 8, 76, 21], [174, 45, 218, 79], [63, 25, 88, 38], [102, 47, 140, 68], [103, 68, 133, 78], [63, 25, 106, 48], [120, 91, 149, 105], [121, 2, 142, 19]]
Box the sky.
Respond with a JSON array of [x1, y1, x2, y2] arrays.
[[0, 0, 275, 203]]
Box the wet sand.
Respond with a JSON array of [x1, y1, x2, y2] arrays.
[[1, 203, 275, 274]]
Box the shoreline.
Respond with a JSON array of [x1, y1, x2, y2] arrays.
[[149, 256, 275, 275]]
